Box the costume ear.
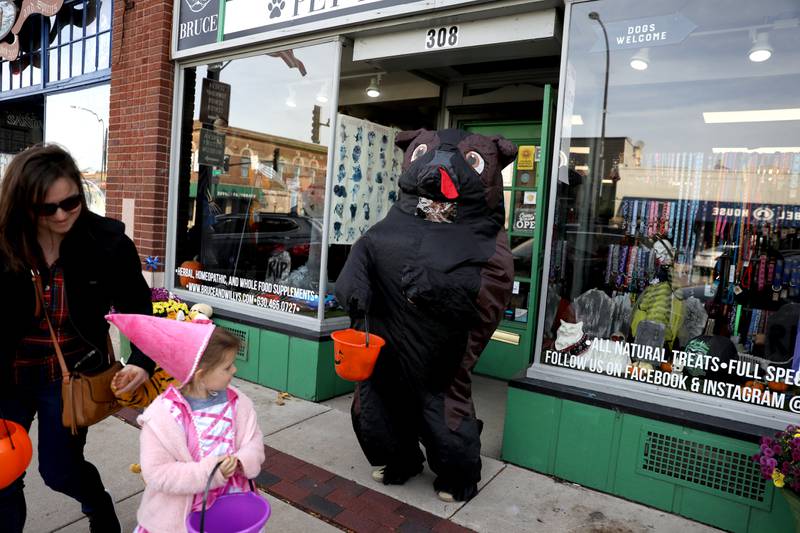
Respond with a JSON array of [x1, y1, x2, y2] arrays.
[[395, 129, 426, 152], [491, 135, 518, 168]]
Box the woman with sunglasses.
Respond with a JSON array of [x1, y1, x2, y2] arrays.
[[0, 144, 155, 533]]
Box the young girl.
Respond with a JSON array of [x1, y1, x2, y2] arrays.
[[106, 313, 265, 533]]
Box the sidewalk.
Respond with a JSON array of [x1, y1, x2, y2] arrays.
[[23, 376, 722, 532]]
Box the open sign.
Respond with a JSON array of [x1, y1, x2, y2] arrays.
[[514, 210, 536, 231]]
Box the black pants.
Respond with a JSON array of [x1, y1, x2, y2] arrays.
[[0, 380, 111, 533], [352, 378, 483, 501]]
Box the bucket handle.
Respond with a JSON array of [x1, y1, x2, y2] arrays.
[[198, 460, 257, 533], [0, 407, 15, 450]]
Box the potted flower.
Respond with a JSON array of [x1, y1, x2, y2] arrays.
[[753, 425, 800, 532], [150, 287, 190, 320]]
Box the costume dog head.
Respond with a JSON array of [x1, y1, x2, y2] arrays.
[[394, 129, 517, 224]]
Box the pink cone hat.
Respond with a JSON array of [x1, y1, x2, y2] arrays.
[[106, 313, 215, 385]]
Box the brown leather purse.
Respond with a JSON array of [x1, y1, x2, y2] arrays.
[[32, 270, 122, 435]]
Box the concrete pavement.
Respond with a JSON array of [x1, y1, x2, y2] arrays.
[[19, 375, 721, 532]]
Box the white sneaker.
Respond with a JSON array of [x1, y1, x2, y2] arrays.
[[437, 491, 456, 503], [371, 467, 386, 482]]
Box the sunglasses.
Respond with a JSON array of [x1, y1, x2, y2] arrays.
[[35, 194, 82, 216]]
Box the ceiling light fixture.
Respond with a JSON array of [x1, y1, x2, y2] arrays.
[[629, 48, 650, 70], [748, 32, 772, 63], [366, 74, 381, 98], [285, 91, 297, 108], [703, 108, 800, 123]]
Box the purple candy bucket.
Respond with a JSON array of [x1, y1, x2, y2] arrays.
[[186, 462, 271, 533], [185, 491, 271, 533]]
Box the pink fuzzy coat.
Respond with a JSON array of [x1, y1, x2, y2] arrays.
[[136, 386, 265, 533]]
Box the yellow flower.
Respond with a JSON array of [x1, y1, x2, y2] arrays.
[[773, 470, 786, 488]]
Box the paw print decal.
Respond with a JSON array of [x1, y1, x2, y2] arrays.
[[268, 0, 284, 18]]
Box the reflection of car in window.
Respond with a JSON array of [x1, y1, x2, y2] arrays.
[[201, 213, 321, 281], [693, 244, 739, 270], [511, 238, 533, 275]]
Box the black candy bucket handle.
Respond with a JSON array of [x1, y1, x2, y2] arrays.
[[0, 407, 16, 450], [198, 461, 257, 533], [347, 315, 372, 347]]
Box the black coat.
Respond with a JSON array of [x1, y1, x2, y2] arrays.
[[0, 211, 154, 383], [336, 129, 516, 392]]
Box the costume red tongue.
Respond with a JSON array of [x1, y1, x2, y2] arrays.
[[439, 168, 459, 199]]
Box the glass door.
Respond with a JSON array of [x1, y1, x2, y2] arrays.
[[462, 84, 556, 378]]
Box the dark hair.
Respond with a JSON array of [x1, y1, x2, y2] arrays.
[[0, 144, 87, 271], [198, 327, 241, 371]]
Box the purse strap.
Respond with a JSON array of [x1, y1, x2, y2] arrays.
[[31, 269, 71, 385]]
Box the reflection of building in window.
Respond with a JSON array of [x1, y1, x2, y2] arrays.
[[187, 120, 327, 222], [240, 148, 252, 178]]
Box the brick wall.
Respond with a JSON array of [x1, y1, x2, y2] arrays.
[[107, 0, 174, 261]]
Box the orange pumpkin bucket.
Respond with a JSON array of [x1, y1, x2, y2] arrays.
[[0, 419, 33, 490], [331, 324, 385, 382]]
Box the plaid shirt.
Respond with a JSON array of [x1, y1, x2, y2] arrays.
[[13, 262, 90, 385]]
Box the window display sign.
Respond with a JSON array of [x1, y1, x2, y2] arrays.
[[589, 13, 696, 52], [329, 114, 402, 245], [176, 266, 317, 314], [513, 207, 536, 232], [199, 78, 231, 125], [621, 196, 800, 226], [543, 338, 798, 412], [517, 145, 537, 171], [198, 129, 225, 166]]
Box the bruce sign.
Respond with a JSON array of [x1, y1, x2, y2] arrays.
[[178, 0, 219, 50]]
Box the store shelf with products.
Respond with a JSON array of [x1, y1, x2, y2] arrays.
[[539, 150, 800, 417]]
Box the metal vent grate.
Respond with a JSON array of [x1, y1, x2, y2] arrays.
[[640, 431, 767, 506], [220, 326, 248, 361]]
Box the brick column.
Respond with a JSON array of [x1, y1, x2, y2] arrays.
[[107, 0, 174, 276]]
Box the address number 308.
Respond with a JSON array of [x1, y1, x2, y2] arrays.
[[425, 26, 459, 50]]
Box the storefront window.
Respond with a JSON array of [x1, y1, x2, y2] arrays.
[[45, 84, 109, 215], [539, 0, 800, 414], [172, 42, 337, 318]]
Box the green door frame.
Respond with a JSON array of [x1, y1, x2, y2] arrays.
[[459, 84, 555, 379]]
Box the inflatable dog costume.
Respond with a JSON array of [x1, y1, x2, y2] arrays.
[[335, 128, 516, 501]]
